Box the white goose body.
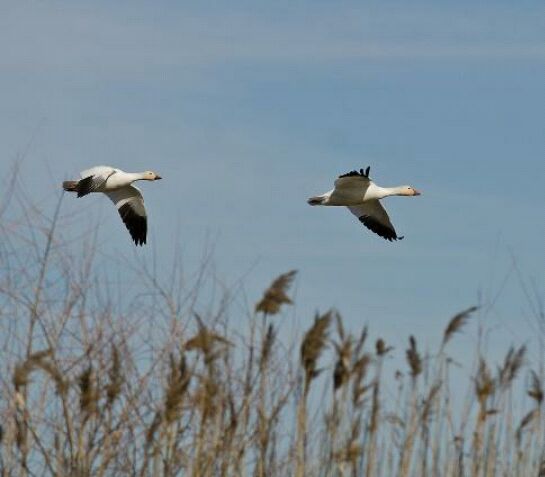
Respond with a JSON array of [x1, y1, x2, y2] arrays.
[[319, 181, 400, 205], [308, 167, 420, 242], [62, 166, 162, 246]]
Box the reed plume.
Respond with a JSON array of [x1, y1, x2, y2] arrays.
[[442, 306, 477, 347], [301, 311, 332, 394], [255, 270, 297, 315], [0, 182, 541, 477]]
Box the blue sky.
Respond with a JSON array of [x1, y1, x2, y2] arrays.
[[1, 1, 543, 377]]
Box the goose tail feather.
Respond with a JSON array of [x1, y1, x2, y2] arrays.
[[63, 181, 78, 192], [307, 195, 326, 206]]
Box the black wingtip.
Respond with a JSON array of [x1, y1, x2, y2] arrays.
[[358, 215, 401, 242], [118, 203, 147, 246], [339, 166, 372, 179], [131, 236, 147, 247], [76, 176, 95, 198]]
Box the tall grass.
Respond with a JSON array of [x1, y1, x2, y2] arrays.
[[0, 171, 543, 476]]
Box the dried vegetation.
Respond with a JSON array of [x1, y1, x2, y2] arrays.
[[0, 169, 542, 476]]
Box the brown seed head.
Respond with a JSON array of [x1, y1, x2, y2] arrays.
[[406, 335, 422, 379], [442, 306, 477, 346], [255, 270, 297, 315], [375, 338, 393, 357], [475, 358, 495, 406], [333, 339, 352, 391], [527, 370, 543, 404], [301, 311, 332, 393], [516, 409, 537, 445], [106, 344, 123, 405], [498, 345, 526, 389], [78, 365, 98, 417], [186, 315, 233, 365]]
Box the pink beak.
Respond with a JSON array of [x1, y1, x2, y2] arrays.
[[413, 189, 421, 196]]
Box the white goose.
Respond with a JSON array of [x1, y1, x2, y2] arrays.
[[308, 167, 420, 241], [63, 166, 162, 246]]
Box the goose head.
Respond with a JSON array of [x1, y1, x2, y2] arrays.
[[142, 171, 162, 181], [400, 185, 421, 196]]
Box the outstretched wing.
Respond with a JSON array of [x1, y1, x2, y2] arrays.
[[77, 166, 117, 198], [327, 167, 373, 205], [348, 200, 403, 242], [334, 167, 372, 189], [104, 186, 147, 246]]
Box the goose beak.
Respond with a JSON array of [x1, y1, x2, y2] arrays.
[[413, 189, 421, 196], [155, 175, 162, 180]]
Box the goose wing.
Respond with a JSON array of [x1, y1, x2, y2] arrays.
[[77, 166, 117, 198], [348, 200, 403, 242], [334, 167, 371, 189], [328, 168, 373, 205], [104, 185, 147, 246]]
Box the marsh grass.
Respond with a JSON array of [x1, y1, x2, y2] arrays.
[[0, 169, 543, 476]]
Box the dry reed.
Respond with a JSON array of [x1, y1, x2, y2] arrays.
[[0, 169, 542, 477]]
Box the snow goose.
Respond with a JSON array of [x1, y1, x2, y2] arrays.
[[307, 167, 420, 241], [63, 166, 162, 246]]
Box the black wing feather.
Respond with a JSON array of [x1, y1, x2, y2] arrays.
[[76, 170, 116, 197], [76, 176, 99, 197], [118, 203, 147, 246], [338, 166, 371, 179], [77, 175, 111, 198], [358, 215, 403, 242]]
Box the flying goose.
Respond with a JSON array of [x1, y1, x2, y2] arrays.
[[63, 166, 162, 246], [307, 167, 420, 241]]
